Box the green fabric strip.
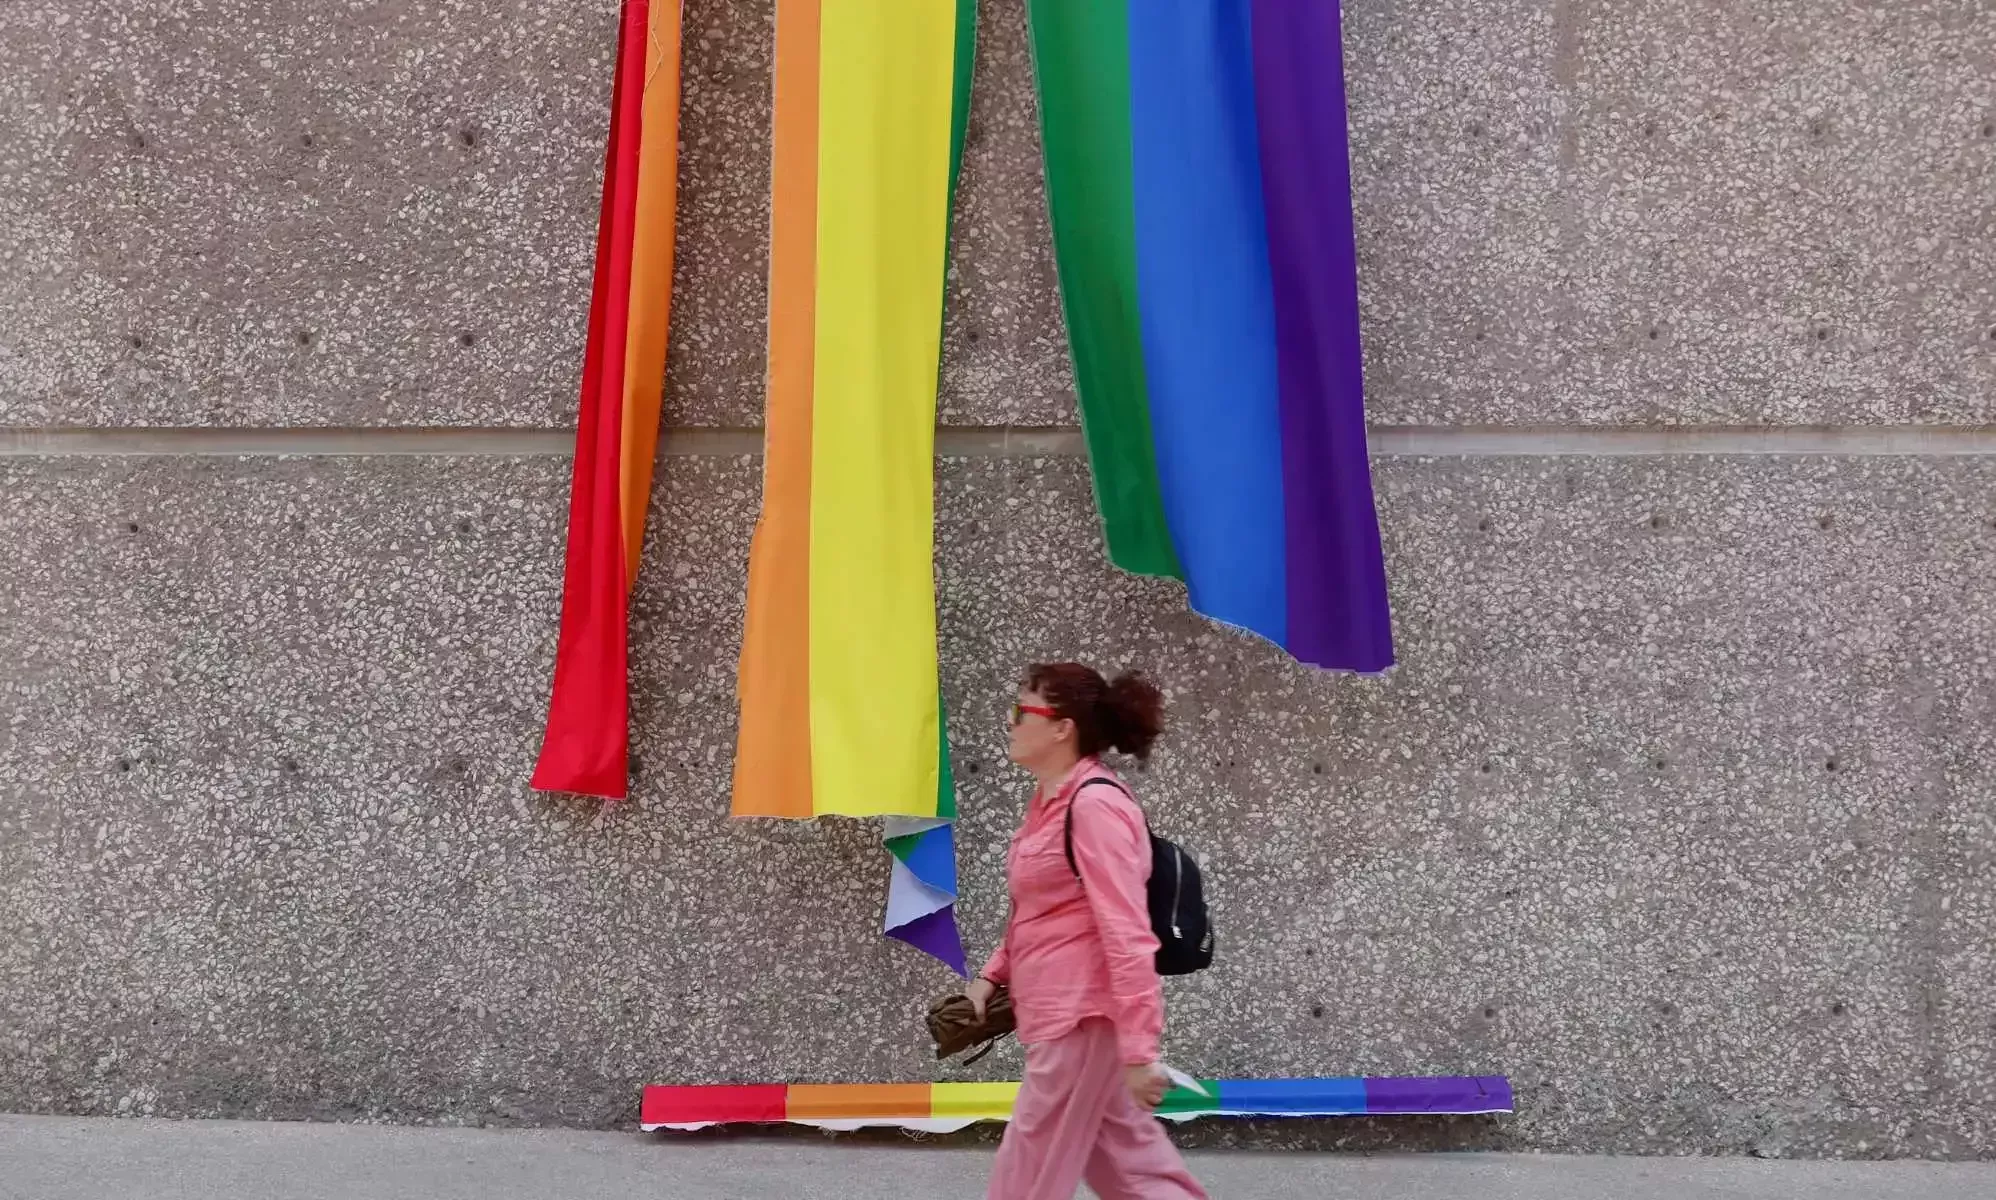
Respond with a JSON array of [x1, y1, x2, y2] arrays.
[[935, 0, 974, 824], [947, 0, 977, 193], [934, 692, 956, 821], [1157, 1081, 1221, 1117], [1025, 0, 1182, 578]]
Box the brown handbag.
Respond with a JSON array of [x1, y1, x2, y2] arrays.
[[926, 986, 1016, 1065]]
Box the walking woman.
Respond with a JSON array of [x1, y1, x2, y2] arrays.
[[968, 663, 1208, 1200]]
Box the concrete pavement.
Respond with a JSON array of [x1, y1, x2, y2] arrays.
[[4, 1117, 1994, 1199]]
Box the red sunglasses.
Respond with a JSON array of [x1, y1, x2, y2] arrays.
[[1010, 703, 1059, 725]]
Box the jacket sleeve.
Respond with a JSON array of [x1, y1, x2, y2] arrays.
[[1070, 785, 1164, 1065], [979, 936, 1010, 986]]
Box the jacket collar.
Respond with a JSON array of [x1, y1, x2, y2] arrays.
[[1030, 755, 1105, 816]]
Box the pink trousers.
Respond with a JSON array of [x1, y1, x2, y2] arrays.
[[986, 1018, 1208, 1200]]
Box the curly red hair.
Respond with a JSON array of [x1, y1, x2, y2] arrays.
[[1023, 663, 1166, 762]]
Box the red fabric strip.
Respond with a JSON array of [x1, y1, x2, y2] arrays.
[[530, 0, 651, 800], [640, 1084, 790, 1127]]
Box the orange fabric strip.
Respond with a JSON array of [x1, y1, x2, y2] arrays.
[[785, 1083, 933, 1121], [617, 0, 683, 592], [731, 0, 821, 818]]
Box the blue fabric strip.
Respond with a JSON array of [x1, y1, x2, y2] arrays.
[[901, 822, 957, 895], [1127, 0, 1289, 647], [1216, 1076, 1369, 1115]]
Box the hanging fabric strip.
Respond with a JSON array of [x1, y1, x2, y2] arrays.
[[1027, 0, 1394, 673], [532, 1, 683, 800], [732, 0, 977, 975]]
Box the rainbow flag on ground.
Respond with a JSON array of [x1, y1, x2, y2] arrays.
[[532, 0, 682, 800], [1029, 0, 1394, 673], [640, 1075, 1514, 1132], [731, 0, 977, 974]]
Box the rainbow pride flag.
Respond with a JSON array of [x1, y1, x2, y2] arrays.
[[640, 1076, 1514, 1132], [731, 0, 977, 973], [1028, 0, 1394, 673], [532, 1, 682, 800]]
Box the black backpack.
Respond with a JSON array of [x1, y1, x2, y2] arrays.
[[1063, 776, 1214, 976]]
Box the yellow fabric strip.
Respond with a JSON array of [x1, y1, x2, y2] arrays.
[[929, 1082, 1022, 1122], [618, 0, 682, 592], [804, 0, 959, 817]]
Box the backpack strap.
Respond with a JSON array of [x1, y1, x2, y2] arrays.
[[1062, 775, 1133, 882]]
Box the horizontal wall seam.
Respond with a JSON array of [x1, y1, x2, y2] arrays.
[[4, 425, 1996, 458]]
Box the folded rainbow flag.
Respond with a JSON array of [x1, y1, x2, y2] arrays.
[[1028, 0, 1394, 673], [532, 0, 682, 799], [640, 1076, 1513, 1132], [731, 0, 977, 974]]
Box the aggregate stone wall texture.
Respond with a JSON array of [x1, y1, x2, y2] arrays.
[[3, 0, 1996, 1165], [2, 455, 1995, 1158], [2, 1, 1994, 427]]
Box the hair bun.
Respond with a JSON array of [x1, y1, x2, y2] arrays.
[[1102, 671, 1165, 761]]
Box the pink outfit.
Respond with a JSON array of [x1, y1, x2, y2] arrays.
[[985, 1018, 1209, 1200], [981, 758, 1205, 1200], [979, 758, 1163, 1065]]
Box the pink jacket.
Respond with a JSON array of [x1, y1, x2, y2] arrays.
[[979, 757, 1164, 1066]]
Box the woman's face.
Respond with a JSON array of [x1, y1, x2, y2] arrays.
[[1007, 687, 1072, 770]]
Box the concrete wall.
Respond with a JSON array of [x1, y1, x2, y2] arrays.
[[2, 0, 1992, 1159]]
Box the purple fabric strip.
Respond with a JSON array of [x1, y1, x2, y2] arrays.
[[886, 905, 967, 977], [1363, 1075, 1515, 1114], [1249, 0, 1394, 673]]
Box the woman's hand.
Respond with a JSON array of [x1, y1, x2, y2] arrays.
[[965, 976, 997, 1021], [1124, 1062, 1168, 1110]]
